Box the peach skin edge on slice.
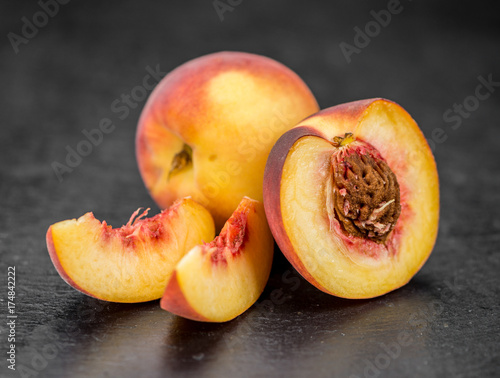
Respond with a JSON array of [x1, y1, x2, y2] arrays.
[[46, 198, 215, 303], [160, 196, 274, 322]]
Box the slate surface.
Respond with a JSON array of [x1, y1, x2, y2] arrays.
[[1, 1, 499, 377]]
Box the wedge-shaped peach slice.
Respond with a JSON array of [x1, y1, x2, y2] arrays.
[[46, 198, 215, 303], [161, 197, 273, 322], [264, 98, 439, 299]]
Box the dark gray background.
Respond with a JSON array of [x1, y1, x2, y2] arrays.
[[1, 1, 499, 377]]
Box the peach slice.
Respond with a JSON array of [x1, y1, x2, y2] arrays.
[[161, 197, 273, 322], [264, 98, 439, 299], [46, 198, 215, 303], [136, 51, 319, 230]]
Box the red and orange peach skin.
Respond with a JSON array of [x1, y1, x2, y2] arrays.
[[136, 51, 319, 230]]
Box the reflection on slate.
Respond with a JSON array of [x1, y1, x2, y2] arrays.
[[0, 1, 499, 377]]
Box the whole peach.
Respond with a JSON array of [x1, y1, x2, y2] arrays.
[[136, 51, 319, 229]]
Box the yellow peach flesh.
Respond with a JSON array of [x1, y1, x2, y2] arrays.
[[162, 197, 274, 322], [276, 99, 439, 298], [47, 198, 215, 303]]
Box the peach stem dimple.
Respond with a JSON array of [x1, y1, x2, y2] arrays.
[[168, 144, 193, 180]]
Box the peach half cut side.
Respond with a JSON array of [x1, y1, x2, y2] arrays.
[[136, 51, 319, 230], [160, 197, 274, 322], [264, 98, 439, 299], [46, 198, 215, 303]]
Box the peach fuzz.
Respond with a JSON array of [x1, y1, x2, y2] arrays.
[[136, 51, 319, 230], [161, 197, 273, 322], [46, 198, 215, 303], [264, 98, 439, 299]]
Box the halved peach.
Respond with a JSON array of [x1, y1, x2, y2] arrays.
[[264, 98, 439, 299], [46, 198, 215, 303], [161, 197, 273, 322]]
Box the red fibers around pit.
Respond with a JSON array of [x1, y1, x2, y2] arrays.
[[204, 207, 250, 265]]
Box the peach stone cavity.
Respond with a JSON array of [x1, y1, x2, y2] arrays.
[[330, 133, 401, 244]]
